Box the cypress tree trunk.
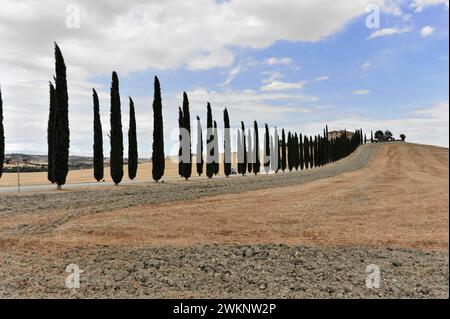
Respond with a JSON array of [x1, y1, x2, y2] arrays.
[[287, 132, 292, 171], [247, 128, 253, 173], [0, 86, 4, 179], [110, 71, 123, 186], [47, 82, 56, 183], [281, 129, 287, 172], [213, 120, 219, 175], [196, 116, 203, 176], [253, 121, 260, 175], [128, 97, 138, 180], [53, 43, 70, 189], [182, 92, 191, 180], [240, 121, 247, 176], [92, 89, 104, 182], [152, 76, 165, 182], [223, 109, 231, 177]]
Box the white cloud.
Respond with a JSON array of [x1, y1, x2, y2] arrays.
[[361, 61, 371, 69], [261, 81, 306, 91], [420, 25, 434, 37], [261, 71, 284, 84], [410, 0, 449, 12], [353, 89, 371, 95], [264, 57, 293, 66], [314, 76, 329, 81], [367, 27, 410, 39]]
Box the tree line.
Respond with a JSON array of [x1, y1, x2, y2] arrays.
[[0, 44, 365, 188]]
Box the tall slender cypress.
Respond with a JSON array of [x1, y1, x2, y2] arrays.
[[253, 121, 260, 175], [206, 103, 214, 179], [264, 124, 270, 174], [371, 130, 374, 143], [53, 43, 70, 189], [294, 133, 299, 170], [152, 76, 165, 182], [196, 116, 203, 176], [0, 86, 4, 179], [309, 136, 314, 168], [93, 89, 104, 182], [110, 71, 123, 185], [281, 129, 287, 172], [223, 108, 231, 177], [304, 135, 309, 169], [128, 97, 138, 180], [47, 82, 56, 183], [299, 133, 304, 170], [182, 92, 192, 180]]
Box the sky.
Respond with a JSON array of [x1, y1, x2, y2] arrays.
[[0, 0, 448, 157]]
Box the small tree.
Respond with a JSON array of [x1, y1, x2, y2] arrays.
[[400, 134, 406, 142], [374, 130, 384, 142], [384, 130, 393, 141], [206, 103, 214, 179]]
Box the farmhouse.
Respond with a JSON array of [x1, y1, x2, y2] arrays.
[[327, 130, 354, 141]]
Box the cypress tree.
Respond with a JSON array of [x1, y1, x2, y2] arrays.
[[223, 108, 231, 177], [299, 133, 304, 170], [93, 89, 104, 182], [309, 136, 314, 168], [237, 128, 242, 175], [264, 124, 270, 174], [370, 130, 374, 143], [294, 133, 299, 170], [364, 134, 367, 144], [240, 121, 247, 176], [47, 82, 56, 183], [110, 71, 123, 186], [206, 103, 214, 179], [182, 92, 192, 180], [0, 86, 4, 179], [53, 43, 70, 190], [213, 120, 219, 175], [253, 121, 260, 175], [281, 129, 287, 172], [287, 132, 293, 171], [152, 76, 165, 182], [314, 136, 318, 167], [196, 116, 203, 176], [128, 97, 138, 180], [247, 128, 253, 173], [304, 135, 309, 169]]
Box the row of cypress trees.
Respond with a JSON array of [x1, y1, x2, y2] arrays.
[[41, 44, 362, 188]]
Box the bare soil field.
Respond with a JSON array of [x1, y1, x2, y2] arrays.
[[0, 142, 448, 298]]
